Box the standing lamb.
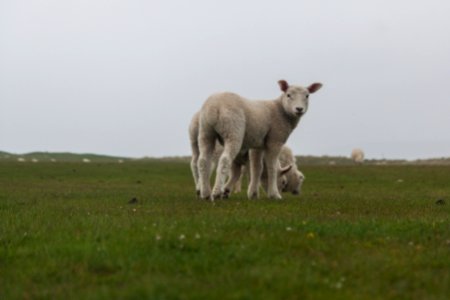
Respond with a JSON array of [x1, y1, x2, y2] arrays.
[[351, 148, 365, 164], [197, 80, 322, 200], [189, 111, 223, 196], [190, 111, 290, 197], [189, 111, 206, 196]]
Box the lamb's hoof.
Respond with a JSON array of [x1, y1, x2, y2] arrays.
[[222, 188, 231, 199], [200, 194, 211, 200], [269, 194, 283, 200], [248, 192, 259, 200], [212, 193, 223, 201], [196, 190, 201, 198]]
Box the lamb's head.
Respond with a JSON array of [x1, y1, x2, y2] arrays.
[[261, 164, 293, 194], [277, 164, 293, 193], [278, 80, 322, 118], [283, 169, 305, 195]]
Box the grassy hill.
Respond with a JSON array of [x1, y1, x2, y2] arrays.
[[0, 151, 129, 162], [1, 150, 450, 165]]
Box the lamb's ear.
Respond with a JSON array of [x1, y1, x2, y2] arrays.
[[279, 164, 292, 176], [307, 83, 323, 93], [278, 80, 289, 92]]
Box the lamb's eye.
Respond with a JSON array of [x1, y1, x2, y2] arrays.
[[306, 94, 309, 99], [287, 94, 291, 98]]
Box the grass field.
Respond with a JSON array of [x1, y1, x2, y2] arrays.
[[0, 161, 449, 299]]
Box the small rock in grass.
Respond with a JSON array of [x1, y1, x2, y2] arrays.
[[128, 197, 138, 204], [435, 199, 445, 205]]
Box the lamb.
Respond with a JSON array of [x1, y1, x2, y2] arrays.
[[190, 111, 290, 197], [189, 111, 223, 196], [197, 79, 322, 200], [351, 148, 365, 164], [191, 112, 299, 196], [234, 145, 306, 196], [272, 145, 305, 195]]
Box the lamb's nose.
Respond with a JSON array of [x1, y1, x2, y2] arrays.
[[296, 107, 304, 114]]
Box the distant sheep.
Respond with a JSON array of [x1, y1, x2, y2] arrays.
[[196, 79, 322, 200], [351, 148, 365, 164], [17, 157, 25, 162], [82, 158, 91, 163]]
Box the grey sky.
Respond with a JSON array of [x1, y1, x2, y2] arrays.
[[1, 0, 449, 159]]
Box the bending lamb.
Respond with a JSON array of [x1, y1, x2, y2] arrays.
[[234, 145, 305, 196], [265, 145, 305, 195], [197, 80, 322, 200]]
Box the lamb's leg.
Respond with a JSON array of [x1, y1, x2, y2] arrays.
[[198, 133, 216, 200], [211, 140, 242, 200], [247, 149, 263, 199], [223, 161, 242, 198], [190, 140, 200, 197], [233, 165, 245, 193], [264, 146, 283, 199]]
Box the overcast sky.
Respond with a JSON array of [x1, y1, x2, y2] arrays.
[[1, 0, 449, 159]]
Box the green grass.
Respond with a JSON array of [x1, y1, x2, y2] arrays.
[[0, 161, 449, 299]]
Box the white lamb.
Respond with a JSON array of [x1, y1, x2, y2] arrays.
[[189, 111, 223, 196], [191, 112, 301, 196], [234, 145, 306, 196], [197, 80, 322, 200], [190, 111, 292, 197], [273, 145, 305, 195], [351, 148, 365, 164]]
